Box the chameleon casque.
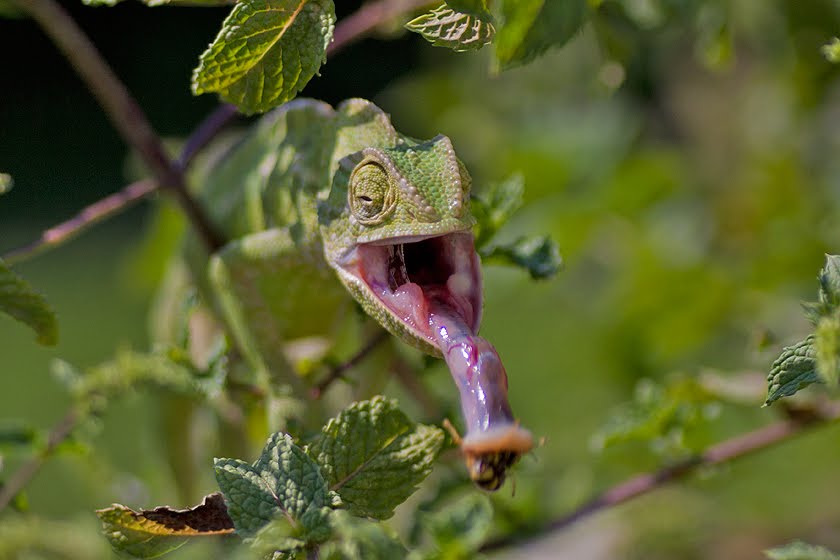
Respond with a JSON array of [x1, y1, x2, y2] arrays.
[[195, 98, 533, 490]]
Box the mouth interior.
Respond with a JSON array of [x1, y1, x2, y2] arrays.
[[355, 232, 482, 344]]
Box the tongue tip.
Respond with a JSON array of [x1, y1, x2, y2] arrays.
[[461, 424, 534, 455]]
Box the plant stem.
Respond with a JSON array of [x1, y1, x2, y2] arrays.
[[10, 0, 225, 252], [311, 330, 389, 398], [479, 400, 840, 553], [0, 410, 78, 512], [4, 0, 435, 263], [328, 0, 436, 56]]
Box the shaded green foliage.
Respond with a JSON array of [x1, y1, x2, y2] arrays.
[[766, 541, 840, 560], [0, 259, 57, 346]]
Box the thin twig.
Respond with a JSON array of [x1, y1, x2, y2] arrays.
[[4, 0, 435, 264], [480, 400, 840, 553], [0, 410, 78, 512], [312, 330, 390, 398], [2, 179, 156, 265], [328, 0, 436, 56], [11, 0, 225, 252]]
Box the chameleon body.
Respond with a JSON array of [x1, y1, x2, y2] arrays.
[[197, 98, 532, 489]]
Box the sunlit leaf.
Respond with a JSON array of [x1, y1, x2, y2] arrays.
[[96, 493, 234, 558], [307, 396, 445, 520], [192, 0, 336, 114], [0, 258, 58, 346], [215, 433, 331, 541], [764, 336, 819, 406], [406, 5, 495, 52]]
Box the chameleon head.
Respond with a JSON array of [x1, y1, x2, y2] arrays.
[[319, 133, 480, 355]]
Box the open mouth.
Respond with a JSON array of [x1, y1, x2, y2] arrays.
[[351, 232, 482, 345]]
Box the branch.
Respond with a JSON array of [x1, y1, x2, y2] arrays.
[[11, 0, 225, 252], [311, 330, 389, 398], [480, 400, 840, 553], [2, 103, 238, 264], [5, 0, 434, 264], [0, 410, 78, 512], [328, 0, 436, 56]]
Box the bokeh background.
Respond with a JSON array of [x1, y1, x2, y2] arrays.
[[3, 1, 840, 558]]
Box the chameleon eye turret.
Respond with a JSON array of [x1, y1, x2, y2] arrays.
[[348, 161, 396, 224]]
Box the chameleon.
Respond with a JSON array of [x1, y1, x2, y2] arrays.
[[192, 98, 533, 490]]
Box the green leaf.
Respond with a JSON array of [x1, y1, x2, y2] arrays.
[[307, 396, 445, 520], [823, 38, 840, 63], [0, 259, 58, 345], [406, 5, 495, 52], [62, 348, 209, 414], [0, 0, 25, 17], [814, 316, 840, 386], [471, 174, 524, 248], [247, 518, 307, 558], [494, 0, 588, 71], [96, 493, 234, 559], [0, 421, 39, 451], [480, 235, 562, 280], [592, 376, 719, 454], [766, 541, 840, 560], [765, 336, 819, 406], [215, 433, 331, 541], [0, 172, 12, 195], [802, 255, 840, 324], [421, 494, 493, 557], [319, 511, 407, 560], [192, 0, 336, 114]]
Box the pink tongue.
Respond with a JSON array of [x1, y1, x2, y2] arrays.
[[427, 299, 516, 437]]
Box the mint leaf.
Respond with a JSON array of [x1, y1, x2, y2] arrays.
[[766, 541, 840, 560], [406, 5, 495, 52], [307, 396, 445, 520], [192, 0, 336, 114], [0, 259, 58, 346], [215, 433, 331, 541], [494, 0, 587, 71], [815, 315, 840, 386], [422, 494, 493, 555], [248, 518, 307, 558], [592, 376, 718, 455], [765, 336, 819, 406], [0, 173, 12, 195], [96, 493, 234, 558], [471, 174, 524, 248], [320, 511, 407, 560], [802, 255, 840, 324], [481, 235, 561, 280], [823, 38, 840, 63]]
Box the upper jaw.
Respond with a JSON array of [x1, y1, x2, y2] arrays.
[[336, 231, 483, 347]]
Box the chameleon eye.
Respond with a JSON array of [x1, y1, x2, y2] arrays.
[[349, 162, 396, 224]]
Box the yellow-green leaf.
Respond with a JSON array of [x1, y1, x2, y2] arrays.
[[406, 4, 495, 52], [96, 493, 234, 559], [192, 0, 336, 114]]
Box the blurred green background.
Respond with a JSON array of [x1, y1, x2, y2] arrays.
[[3, 1, 840, 558]]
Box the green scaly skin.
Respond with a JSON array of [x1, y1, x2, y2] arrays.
[[199, 98, 475, 371], [192, 99, 526, 490]]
